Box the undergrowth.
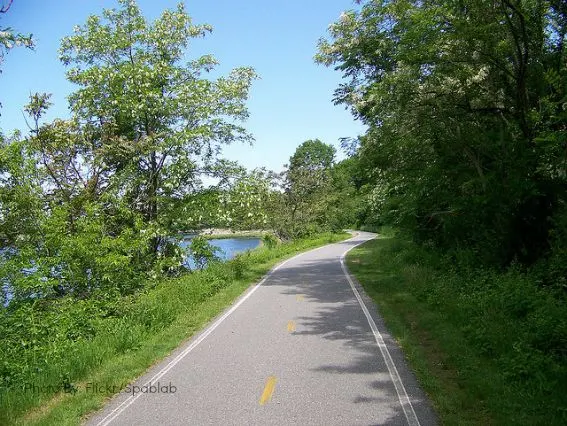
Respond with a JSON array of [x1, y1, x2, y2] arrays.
[[347, 229, 567, 425]]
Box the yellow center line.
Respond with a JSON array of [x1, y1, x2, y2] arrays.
[[287, 320, 296, 333], [296, 294, 304, 301], [259, 376, 277, 406]]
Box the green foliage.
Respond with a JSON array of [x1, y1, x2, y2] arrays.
[[0, 1, 358, 423], [0, 232, 348, 424], [58, 0, 257, 229], [0, 6, 264, 420], [230, 254, 245, 279], [0, 24, 32, 56], [0, 1, 34, 69], [271, 140, 365, 238], [288, 139, 335, 172], [163, 167, 274, 232], [285, 139, 335, 211], [0, 199, 153, 303], [0, 0, 260, 303], [261, 233, 278, 249], [0, 1, 33, 112], [324, 2, 567, 416], [270, 139, 351, 238], [348, 234, 567, 424], [318, 0, 567, 267], [188, 235, 219, 270], [0, 133, 43, 246], [220, 169, 273, 230], [325, 157, 365, 231]]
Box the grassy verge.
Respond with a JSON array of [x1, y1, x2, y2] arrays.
[[2, 232, 349, 426], [346, 229, 566, 425]]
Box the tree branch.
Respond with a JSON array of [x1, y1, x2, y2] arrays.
[[0, 0, 13, 13]]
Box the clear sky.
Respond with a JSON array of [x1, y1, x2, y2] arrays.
[[0, 0, 365, 172]]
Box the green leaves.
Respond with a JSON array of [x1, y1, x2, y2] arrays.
[[0, 3, 34, 112], [188, 236, 219, 270], [0, 0, 34, 64], [57, 0, 258, 236], [268, 139, 362, 238], [0, 0, 261, 305], [0, 133, 42, 245], [318, 0, 567, 265]]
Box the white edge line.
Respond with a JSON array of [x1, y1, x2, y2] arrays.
[[340, 234, 421, 426], [95, 236, 355, 426]]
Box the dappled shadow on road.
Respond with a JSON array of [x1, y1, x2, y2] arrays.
[[262, 239, 433, 425]]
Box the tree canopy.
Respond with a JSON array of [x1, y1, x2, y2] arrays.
[[317, 0, 567, 267], [58, 0, 257, 231]]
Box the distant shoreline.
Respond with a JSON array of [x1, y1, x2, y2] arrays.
[[179, 228, 271, 240]]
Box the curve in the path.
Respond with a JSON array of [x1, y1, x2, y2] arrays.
[[87, 232, 437, 426]]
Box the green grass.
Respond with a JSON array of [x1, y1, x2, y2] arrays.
[[346, 230, 567, 425], [1, 232, 349, 426]]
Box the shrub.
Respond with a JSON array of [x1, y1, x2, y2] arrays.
[[189, 236, 220, 270], [230, 254, 246, 279], [262, 233, 279, 249]]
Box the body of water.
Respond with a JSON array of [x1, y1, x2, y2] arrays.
[[179, 236, 261, 269]]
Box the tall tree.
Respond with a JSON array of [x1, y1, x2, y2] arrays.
[[58, 0, 257, 242], [282, 139, 336, 235], [287, 139, 335, 204]]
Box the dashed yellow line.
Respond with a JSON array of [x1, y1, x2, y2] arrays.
[[296, 294, 305, 301], [287, 320, 296, 333], [259, 376, 277, 405]]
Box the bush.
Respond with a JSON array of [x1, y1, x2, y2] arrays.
[[262, 233, 279, 249], [0, 202, 152, 303], [189, 236, 220, 270], [230, 254, 246, 279]]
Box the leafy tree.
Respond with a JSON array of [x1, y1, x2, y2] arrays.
[[58, 0, 257, 248], [221, 168, 274, 230], [24, 93, 112, 212], [286, 139, 335, 221], [188, 235, 219, 270], [288, 139, 335, 172], [269, 139, 338, 238], [325, 157, 365, 230], [0, 132, 42, 245], [1, 0, 260, 303], [317, 0, 567, 266]]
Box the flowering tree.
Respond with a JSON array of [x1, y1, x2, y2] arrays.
[[58, 0, 257, 241]]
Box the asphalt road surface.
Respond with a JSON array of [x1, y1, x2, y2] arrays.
[[87, 232, 437, 426]]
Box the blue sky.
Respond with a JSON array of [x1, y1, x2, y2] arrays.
[[0, 0, 365, 172]]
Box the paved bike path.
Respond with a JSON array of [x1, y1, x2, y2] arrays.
[[87, 232, 437, 425]]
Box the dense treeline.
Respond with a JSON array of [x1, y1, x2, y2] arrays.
[[318, 0, 566, 272], [269, 138, 363, 238], [318, 1, 566, 422]]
